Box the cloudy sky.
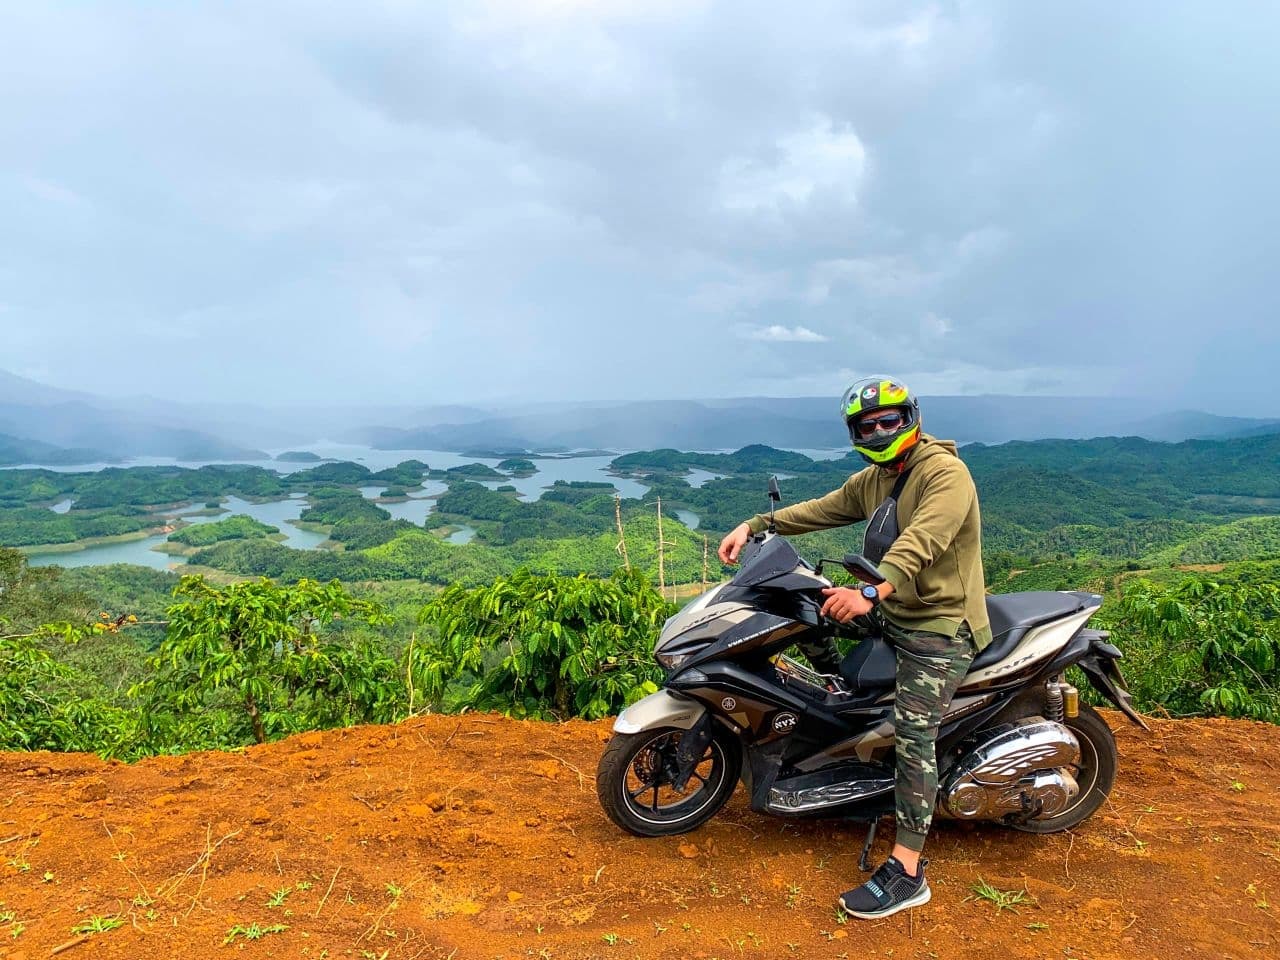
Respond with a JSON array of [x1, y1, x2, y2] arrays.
[[2, 1, 1278, 413]]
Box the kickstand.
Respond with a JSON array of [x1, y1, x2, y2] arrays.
[[858, 817, 880, 873]]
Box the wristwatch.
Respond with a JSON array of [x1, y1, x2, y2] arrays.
[[860, 584, 881, 607]]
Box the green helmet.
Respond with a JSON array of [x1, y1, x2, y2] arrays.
[[840, 376, 922, 466]]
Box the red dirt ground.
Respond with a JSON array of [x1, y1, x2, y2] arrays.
[[1, 710, 1277, 960]]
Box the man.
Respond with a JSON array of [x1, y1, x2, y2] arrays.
[[717, 376, 990, 919]]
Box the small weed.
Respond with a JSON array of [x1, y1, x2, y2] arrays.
[[385, 882, 404, 900], [1231, 781, 1246, 793], [0, 911, 13, 924], [968, 878, 1035, 913], [785, 882, 803, 908], [132, 893, 155, 907], [601, 932, 619, 945], [71, 915, 124, 935], [652, 921, 667, 935], [834, 905, 848, 924], [41, 871, 54, 883], [112, 851, 128, 862], [10, 922, 24, 940], [1026, 921, 1050, 932], [224, 922, 288, 944], [296, 880, 314, 891], [5, 857, 30, 873], [267, 886, 292, 908]]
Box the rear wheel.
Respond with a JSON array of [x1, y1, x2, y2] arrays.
[[597, 726, 741, 837], [1012, 703, 1117, 834]]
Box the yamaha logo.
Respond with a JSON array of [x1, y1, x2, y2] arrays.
[[772, 712, 799, 734], [721, 697, 737, 711]]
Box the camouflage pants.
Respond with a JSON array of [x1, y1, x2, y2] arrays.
[[887, 620, 976, 853]]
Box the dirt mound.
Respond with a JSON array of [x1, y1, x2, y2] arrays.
[[1, 711, 1277, 960]]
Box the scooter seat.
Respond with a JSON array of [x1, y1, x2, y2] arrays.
[[970, 591, 1093, 671], [835, 592, 1095, 689]]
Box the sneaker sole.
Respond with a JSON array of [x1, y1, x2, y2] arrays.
[[840, 883, 931, 919]]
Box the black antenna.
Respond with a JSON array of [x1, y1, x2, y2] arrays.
[[767, 475, 781, 532]]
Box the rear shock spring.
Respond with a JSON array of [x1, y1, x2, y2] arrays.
[[1045, 675, 1065, 723]]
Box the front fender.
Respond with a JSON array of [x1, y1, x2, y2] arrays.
[[613, 689, 706, 734]]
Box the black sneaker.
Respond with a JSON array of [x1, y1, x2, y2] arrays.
[[837, 857, 930, 919]]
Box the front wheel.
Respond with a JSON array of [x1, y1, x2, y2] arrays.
[[1012, 703, 1117, 834], [597, 725, 741, 837]]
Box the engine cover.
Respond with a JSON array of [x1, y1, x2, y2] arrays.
[[942, 719, 1081, 820]]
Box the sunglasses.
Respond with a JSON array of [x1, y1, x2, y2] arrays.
[[854, 411, 905, 437]]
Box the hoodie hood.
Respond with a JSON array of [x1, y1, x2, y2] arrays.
[[881, 432, 957, 474]]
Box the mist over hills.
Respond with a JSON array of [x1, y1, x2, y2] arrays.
[[346, 396, 1280, 453], [1, 368, 1277, 465]]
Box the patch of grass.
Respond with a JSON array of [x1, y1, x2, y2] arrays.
[[968, 878, 1036, 913], [223, 922, 288, 944], [267, 886, 292, 908], [71, 915, 124, 935]]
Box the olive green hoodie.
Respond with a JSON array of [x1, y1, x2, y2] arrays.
[[747, 434, 991, 649]]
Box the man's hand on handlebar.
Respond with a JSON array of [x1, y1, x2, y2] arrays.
[[821, 581, 895, 623], [717, 522, 753, 565], [820, 586, 873, 623]]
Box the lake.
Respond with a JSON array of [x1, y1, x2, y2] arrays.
[[14, 443, 850, 568]]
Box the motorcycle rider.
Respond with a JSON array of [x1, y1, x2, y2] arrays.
[[717, 376, 991, 919]]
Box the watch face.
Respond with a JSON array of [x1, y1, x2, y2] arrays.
[[861, 585, 879, 601]]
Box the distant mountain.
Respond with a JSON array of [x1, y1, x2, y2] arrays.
[[5, 367, 1278, 464], [0, 369, 99, 407], [0, 395, 268, 464], [0, 432, 110, 467], [347, 395, 1280, 453], [1120, 410, 1280, 442]]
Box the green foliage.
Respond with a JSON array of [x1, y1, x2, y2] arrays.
[[168, 514, 279, 547], [133, 576, 397, 747], [286, 461, 373, 485], [497, 458, 537, 475], [1142, 516, 1280, 566], [414, 568, 672, 719], [0, 617, 136, 754], [1101, 577, 1280, 721], [299, 488, 390, 526], [368, 459, 429, 485], [611, 444, 835, 476], [0, 505, 153, 547]]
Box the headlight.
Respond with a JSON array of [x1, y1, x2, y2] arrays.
[[656, 651, 689, 671]]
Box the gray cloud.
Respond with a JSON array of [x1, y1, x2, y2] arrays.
[[1, 1, 1277, 414]]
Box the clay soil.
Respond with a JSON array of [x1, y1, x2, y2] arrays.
[[1, 710, 1278, 960]]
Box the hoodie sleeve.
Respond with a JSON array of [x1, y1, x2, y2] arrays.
[[878, 459, 974, 589], [746, 471, 869, 535]]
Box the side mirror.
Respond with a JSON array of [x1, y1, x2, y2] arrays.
[[841, 553, 886, 584], [767, 476, 781, 502]]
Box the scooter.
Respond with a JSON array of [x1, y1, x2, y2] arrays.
[[597, 477, 1147, 861]]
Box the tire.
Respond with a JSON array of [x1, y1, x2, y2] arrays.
[[1011, 703, 1117, 834], [596, 725, 742, 837]]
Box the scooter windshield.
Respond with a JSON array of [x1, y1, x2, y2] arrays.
[[733, 535, 805, 588]]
